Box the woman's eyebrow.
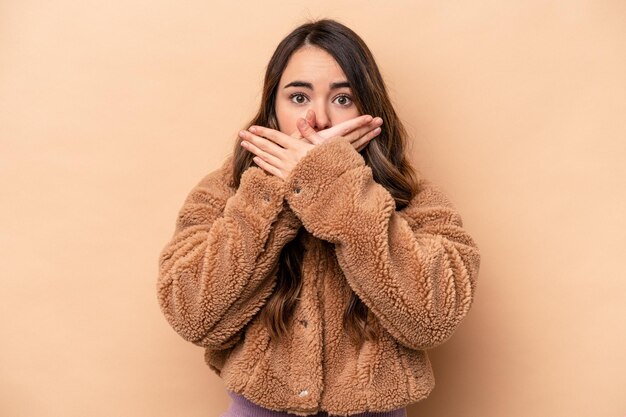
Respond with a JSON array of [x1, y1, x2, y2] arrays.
[[283, 80, 351, 90]]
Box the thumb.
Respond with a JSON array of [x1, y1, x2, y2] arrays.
[[297, 117, 319, 142], [306, 109, 316, 127]]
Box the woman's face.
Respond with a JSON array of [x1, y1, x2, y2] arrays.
[[274, 46, 361, 135]]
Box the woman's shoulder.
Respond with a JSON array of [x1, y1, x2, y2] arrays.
[[180, 154, 237, 208], [195, 154, 236, 190], [397, 174, 467, 231], [410, 175, 458, 209]]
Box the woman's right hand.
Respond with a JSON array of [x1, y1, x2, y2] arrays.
[[289, 110, 383, 152]]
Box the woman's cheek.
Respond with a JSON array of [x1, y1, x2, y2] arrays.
[[275, 105, 296, 134], [283, 113, 302, 134]]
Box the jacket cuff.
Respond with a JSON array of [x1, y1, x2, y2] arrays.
[[285, 137, 364, 217], [224, 166, 289, 223]]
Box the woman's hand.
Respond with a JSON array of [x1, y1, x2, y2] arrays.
[[290, 110, 383, 153], [239, 124, 316, 180], [239, 112, 382, 180]]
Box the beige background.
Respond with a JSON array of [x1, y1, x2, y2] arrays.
[[1, 1, 625, 416]]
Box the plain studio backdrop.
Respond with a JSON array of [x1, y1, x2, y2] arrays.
[[1, 1, 625, 416]]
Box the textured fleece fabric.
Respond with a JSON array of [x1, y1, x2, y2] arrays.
[[157, 136, 481, 416], [220, 390, 407, 417]]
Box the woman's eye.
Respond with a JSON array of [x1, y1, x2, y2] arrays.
[[289, 93, 308, 104], [288, 93, 353, 107], [334, 94, 353, 107]]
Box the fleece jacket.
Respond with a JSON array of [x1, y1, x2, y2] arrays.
[[156, 136, 482, 416]]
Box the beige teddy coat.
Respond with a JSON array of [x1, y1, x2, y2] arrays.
[[156, 136, 481, 416]]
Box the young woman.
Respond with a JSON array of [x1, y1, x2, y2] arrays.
[[157, 18, 481, 417]]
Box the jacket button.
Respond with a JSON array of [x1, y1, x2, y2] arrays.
[[299, 319, 308, 327], [262, 193, 270, 202], [298, 389, 309, 397], [293, 185, 301, 194]]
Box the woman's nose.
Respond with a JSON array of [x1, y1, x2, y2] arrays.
[[311, 104, 331, 130]]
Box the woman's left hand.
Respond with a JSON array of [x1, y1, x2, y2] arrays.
[[238, 119, 324, 181]]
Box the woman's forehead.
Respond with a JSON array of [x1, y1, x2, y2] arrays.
[[280, 48, 347, 88]]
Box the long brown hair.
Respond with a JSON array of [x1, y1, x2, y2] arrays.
[[229, 18, 421, 346]]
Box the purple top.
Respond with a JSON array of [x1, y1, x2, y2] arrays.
[[220, 390, 407, 417]]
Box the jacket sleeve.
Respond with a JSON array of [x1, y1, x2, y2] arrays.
[[157, 155, 302, 350], [283, 137, 481, 351]]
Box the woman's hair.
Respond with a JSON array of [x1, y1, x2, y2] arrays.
[[229, 18, 421, 347]]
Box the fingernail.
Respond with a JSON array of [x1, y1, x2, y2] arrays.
[[249, 126, 257, 133]]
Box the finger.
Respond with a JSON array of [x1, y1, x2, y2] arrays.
[[297, 117, 323, 144], [350, 117, 383, 140], [239, 132, 284, 167], [290, 113, 316, 143], [320, 114, 374, 139], [289, 111, 316, 141], [353, 126, 381, 151], [292, 131, 315, 144], [306, 109, 316, 127], [251, 156, 284, 180], [344, 122, 382, 145], [247, 125, 292, 149]]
